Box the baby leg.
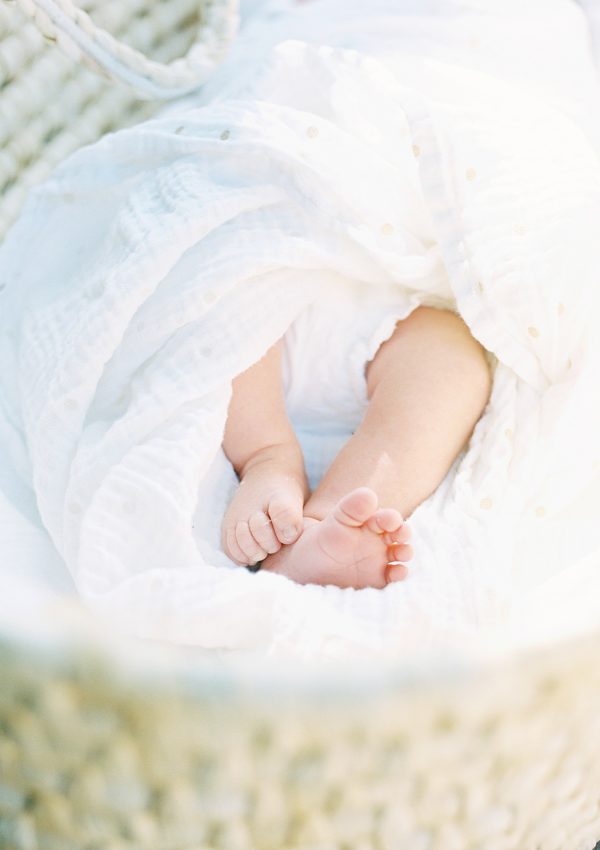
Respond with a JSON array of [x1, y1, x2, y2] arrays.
[[221, 339, 310, 566], [261, 306, 492, 587], [304, 306, 492, 521]]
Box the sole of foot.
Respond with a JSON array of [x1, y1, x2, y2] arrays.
[[260, 486, 413, 589]]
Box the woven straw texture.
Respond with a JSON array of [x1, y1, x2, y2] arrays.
[[0, 3, 599, 848], [1, 630, 600, 850], [0, 0, 238, 241]]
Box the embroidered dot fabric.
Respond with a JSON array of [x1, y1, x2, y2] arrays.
[[0, 0, 599, 662]]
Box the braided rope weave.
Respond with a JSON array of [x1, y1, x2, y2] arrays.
[[0, 0, 233, 240], [7, 0, 239, 98], [1, 627, 600, 849]]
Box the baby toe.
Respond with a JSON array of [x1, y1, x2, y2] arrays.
[[267, 493, 303, 544], [389, 542, 413, 563], [386, 563, 409, 583], [236, 520, 267, 565], [384, 522, 411, 547], [370, 507, 404, 534], [334, 487, 379, 528], [249, 511, 281, 554]]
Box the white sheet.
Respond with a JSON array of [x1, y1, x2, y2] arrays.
[[1, 0, 599, 663]]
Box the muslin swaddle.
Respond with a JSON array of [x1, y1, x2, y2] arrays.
[[0, 0, 599, 661]]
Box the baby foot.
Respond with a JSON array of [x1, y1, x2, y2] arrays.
[[221, 445, 309, 567], [260, 486, 412, 589]]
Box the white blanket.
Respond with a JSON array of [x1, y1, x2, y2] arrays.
[[1, 0, 600, 662]]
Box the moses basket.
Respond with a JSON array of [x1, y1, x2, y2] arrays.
[[1, 2, 600, 849]]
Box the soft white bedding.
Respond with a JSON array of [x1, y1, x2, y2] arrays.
[[0, 0, 599, 663]]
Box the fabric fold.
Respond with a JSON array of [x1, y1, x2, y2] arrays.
[[1, 0, 599, 661]]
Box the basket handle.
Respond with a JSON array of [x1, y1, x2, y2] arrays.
[[11, 0, 240, 99]]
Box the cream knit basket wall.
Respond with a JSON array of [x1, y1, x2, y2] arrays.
[[1, 3, 600, 850], [0, 0, 238, 239]]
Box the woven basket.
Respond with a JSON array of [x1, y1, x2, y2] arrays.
[[1, 618, 600, 850], [1, 3, 600, 849], [0, 0, 238, 240]]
